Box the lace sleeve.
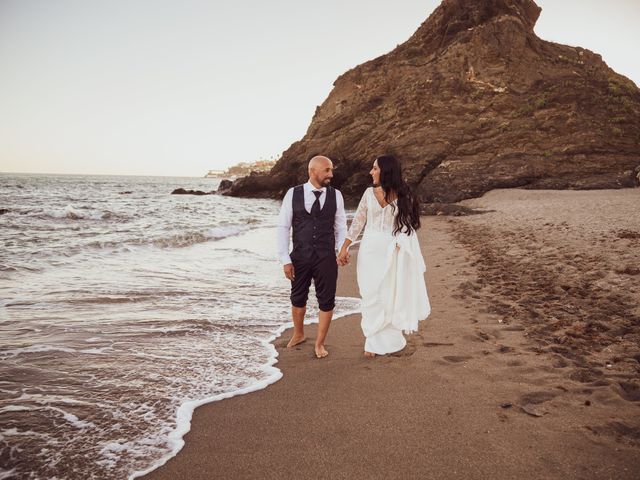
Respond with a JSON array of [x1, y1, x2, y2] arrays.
[[346, 188, 368, 242]]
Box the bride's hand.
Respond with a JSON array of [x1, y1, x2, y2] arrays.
[[337, 247, 350, 266]]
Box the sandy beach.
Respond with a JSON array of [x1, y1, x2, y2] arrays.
[[141, 188, 640, 480]]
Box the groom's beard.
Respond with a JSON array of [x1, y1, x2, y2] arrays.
[[320, 178, 331, 186]]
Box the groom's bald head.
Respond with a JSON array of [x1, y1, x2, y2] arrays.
[[308, 155, 333, 187], [308, 155, 331, 171]]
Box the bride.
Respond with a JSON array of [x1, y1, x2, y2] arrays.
[[337, 155, 431, 358]]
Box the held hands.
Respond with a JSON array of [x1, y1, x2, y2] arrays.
[[283, 263, 295, 281], [337, 246, 350, 266]]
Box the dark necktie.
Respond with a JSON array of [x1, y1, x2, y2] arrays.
[[311, 190, 322, 216]]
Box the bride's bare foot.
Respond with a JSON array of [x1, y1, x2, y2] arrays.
[[364, 351, 376, 358], [315, 344, 329, 358], [287, 335, 306, 348]]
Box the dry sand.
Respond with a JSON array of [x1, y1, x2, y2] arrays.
[[142, 188, 640, 480]]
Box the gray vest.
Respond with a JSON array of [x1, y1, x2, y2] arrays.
[[291, 185, 337, 261]]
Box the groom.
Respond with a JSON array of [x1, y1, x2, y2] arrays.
[[276, 155, 348, 358]]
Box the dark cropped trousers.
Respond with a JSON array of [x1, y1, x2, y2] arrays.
[[290, 251, 338, 312]]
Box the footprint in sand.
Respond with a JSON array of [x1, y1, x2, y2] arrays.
[[615, 381, 640, 402], [551, 356, 570, 368], [501, 325, 526, 332], [476, 331, 491, 341], [442, 355, 473, 363], [569, 368, 605, 383], [497, 344, 514, 353], [515, 390, 561, 417], [390, 342, 418, 357], [585, 421, 640, 446], [423, 342, 455, 347], [519, 390, 559, 405]]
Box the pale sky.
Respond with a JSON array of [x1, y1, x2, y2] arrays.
[[1, 0, 638, 177]]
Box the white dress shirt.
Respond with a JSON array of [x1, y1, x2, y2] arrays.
[[276, 180, 347, 265]]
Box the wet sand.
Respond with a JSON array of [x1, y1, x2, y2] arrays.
[[142, 188, 640, 480]]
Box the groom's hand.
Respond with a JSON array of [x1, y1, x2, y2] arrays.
[[283, 263, 295, 281]]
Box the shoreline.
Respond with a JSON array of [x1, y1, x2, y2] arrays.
[[141, 188, 640, 480], [130, 301, 361, 480]]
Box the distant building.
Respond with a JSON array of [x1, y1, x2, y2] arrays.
[[205, 159, 277, 178], [204, 169, 225, 178]]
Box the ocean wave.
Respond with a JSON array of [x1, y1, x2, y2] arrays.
[[0, 469, 17, 480], [149, 224, 251, 248], [0, 405, 34, 413], [129, 300, 361, 479], [28, 205, 129, 222], [65, 295, 160, 305], [1, 299, 361, 480], [12, 392, 103, 407], [0, 343, 112, 358], [85, 224, 253, 250], [47, 406, 96, 429], [206, 224, 252, 239]]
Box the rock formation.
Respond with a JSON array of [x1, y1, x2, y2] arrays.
[[226, 0, 640, 204], [171, 188, 215, 195], [216, 179, 234, 194]]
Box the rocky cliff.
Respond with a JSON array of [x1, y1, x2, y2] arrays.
[[226, 0, 640, 204]]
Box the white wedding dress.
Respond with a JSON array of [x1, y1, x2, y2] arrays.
[[346, 187, 431, 354]]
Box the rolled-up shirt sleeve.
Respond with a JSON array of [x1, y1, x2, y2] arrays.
[[334, 190, 347, 252], [276, 188, 294, 265]]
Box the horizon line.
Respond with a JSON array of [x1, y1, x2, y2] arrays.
[[0, 170, 220, 179]]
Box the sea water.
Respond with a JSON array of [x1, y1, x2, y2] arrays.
[[0, 173, 359, 479]]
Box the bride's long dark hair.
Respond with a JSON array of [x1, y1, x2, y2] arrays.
[[376, 154, 421, 235]]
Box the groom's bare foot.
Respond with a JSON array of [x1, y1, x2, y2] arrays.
[[364, 351, 376, 358], [287, 335, 306, 348], [315, 344, 329, 358]]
